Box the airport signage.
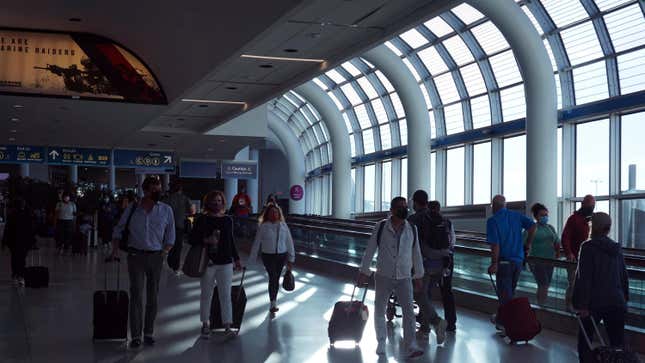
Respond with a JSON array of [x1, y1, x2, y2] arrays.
[[179, 160, 219, 179], [290, 185, 304, 201], [114, 149, 174, 170], [0, 145, 46, 163], [221, 160, 257, 179], [47, 147, 110, 166]]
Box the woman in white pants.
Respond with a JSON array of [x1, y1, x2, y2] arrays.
[[249, 203, 295, 313], [188, 190, 242, 339]]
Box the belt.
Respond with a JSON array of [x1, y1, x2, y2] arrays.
[[128, 247, 161, 254]]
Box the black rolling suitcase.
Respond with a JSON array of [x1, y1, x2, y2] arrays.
[[72, 231, 88, 255], [210, 268, 247, 334], [93, 257, 129, 341], [577, 315, 641, 363], [24, 251, 49, 288], [328, 284, 369, 346]]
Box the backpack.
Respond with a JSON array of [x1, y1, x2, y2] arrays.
[[417, 212, 451, 250]]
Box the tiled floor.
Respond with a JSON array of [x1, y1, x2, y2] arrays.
[[1, 240, 581, 363]]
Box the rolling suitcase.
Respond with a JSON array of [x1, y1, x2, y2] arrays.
[[210, 268, 247, 334], [328, 284, 369, 346], [93, 257, 129, 341], [577, 315, 641, 363], [72, 231, 88, 255], [489, 273, 541, 343], [24, 251, 49, 288]]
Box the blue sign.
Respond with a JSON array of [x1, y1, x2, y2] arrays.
[[0, 145, 46, 164], [180, 160, 219, 179], [114, 149, 174, 170], [221, 160, 257, 179], [47, 147, 111, 166]]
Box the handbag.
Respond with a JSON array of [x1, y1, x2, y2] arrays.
[[182, 243, 208, 278], [118, 203, 137, 252], [282, 269, 295, 291]]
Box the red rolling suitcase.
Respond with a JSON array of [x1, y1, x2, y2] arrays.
[[93, 257, 129, 341], [489, 273, 541, 343], [328, 284, 369, 346]]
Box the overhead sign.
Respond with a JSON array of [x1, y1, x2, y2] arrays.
[[221, 160, 257, 179], [0, 145, 45, 164], [114, 149, 174, 170], [0, 29, 166, 104], [180, 160, 219, 179], [47, 147, 110, 166]]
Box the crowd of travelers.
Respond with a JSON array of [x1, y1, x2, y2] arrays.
[[1, 174, 631, 362]]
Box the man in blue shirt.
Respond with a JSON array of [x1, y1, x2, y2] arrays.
[[112, 176, 175, 349], [486, 195, 536, 324]]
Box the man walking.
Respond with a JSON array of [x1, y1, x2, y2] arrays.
[[112, 176, 175, 349], [562, 194, 595, 310], [163, 181, 192, 274]]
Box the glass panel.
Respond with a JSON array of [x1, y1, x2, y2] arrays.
[[521, 5, 544, 35], [417, 46, 449, 75], [442, 35, 475, 66], [382, 161, 392, 211], [429, 110, 437, 139], [471, 95, 492, 129], [558, 127, 562, 198], [620, 199, 645, 249], [380, 123, 392, 150], [313, 77, 328, 90], [341, 83, 363, 106], [544, 39, 558, 72], [389, 92, 406, 118], [342, 61, 362, 77], [350, 133, 357, 157], [430, 152, 436, 200], [573, 61, 608, 105], [400, 28, 429, 49], [364, 164, 376, 212], [618, 48, 645, 95], [504, 135, 527, 202], [473, 142, 492, 204], [351, 168, 356, 213], [362, 128, 375, 154], [402, 158, 408, 199], [576, 119, 609, 196], [342, 112, 353, 133], [354, 104, 372, 129], [489, 50, 522, 88], [447, 147, 465, 206], [403, 58, 422, 81], [327, 91, 344, 110], [541, 0, 589, 28], [460, 63, 487, 96], [560, 21, 604, 66], [357, 76, 379, 99], [451, 3, 484, 24], [376, 70, 395, 92], [500, 84, 526, 122], [372, 98, 389, 124], [596, 0, 633, 11], [420, 85, 432, 108], [435, 72, 461, 104], [470, 21, 509, 55], [399, 119, 408, 146], [444, 102, 465, 135], [424, 17, 454, 38], [621, 112, 645, 192], [385, 41, 403, 56], [326, 69, 346, 84], [604, 4, 645, 52]]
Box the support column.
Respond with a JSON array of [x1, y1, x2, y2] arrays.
[[363, 45, 432, 201], [19, 164, 30, 178], [224, 178, 237, 212], [136, 173, 145, 198], [70, 165, 78, 184], [468, 0, 558, 221], [296, 82, 351, 218], [268, 112, 305, 214], [109, 151, 116, 192], [247, 148, 260, 213], [162, 174, 170, 192]]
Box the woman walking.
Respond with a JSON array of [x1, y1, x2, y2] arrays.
[[525, 203, 560, 305], [2, 197, 37, 286], [188, 190, 242, 339], [249, 203, 295, 313]]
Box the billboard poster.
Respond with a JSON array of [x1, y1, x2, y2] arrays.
[[0, 29, 166, 104]]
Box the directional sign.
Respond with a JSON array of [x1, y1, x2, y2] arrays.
[[47, 147, 111, 166], [221, 160, 257, 179], [114, 149, 174, 170], [0, 145, 46, 164], [180, 160, 219, 179]]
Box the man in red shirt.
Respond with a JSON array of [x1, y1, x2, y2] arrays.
[[561, 194, 595, 310]]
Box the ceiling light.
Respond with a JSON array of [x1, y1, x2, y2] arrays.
[[10, 117, 20, 122], [162, 135, 171, 138], [259, 64, 273, 69], [240, 54, 325, 63], [225, 86, 238, 90], [8, 137, 16, 141], [72, 95, 80, 99], [69, 17, 82, 22], [283, 48, 299, 53], [12, 105, 24, 109], [177, 118, 184, 121], [207, 147, 214, 151], [10, 129, 17, 133], [181, 98, 246, 106]]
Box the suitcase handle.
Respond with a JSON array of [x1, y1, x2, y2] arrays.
[[103, 257, 121, 301], [576, 314, 607, 349], [350, 283, 369, 304], [234, 267, 247, 303], [489, 273, 499, 297]]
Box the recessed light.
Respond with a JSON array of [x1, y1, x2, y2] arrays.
[[71, 95, 80, 99], [177, 118, 184, 121], [199, 104, 208, 108], [162, 135, 171, 138], [181, 98, 246, 106], [68, 17, 82, 22], [225, 86, 238, 90], [10, 117, 19, 122], [241, 54, 324, 63], [12, 105, 24, 109], [283, 48, 299, 53], [8, 137, 16, 141], [10, 129, 17, 133], [207, 147, 214, 151], [259, 64, 274, 69]]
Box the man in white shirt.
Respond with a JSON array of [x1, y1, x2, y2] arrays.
[[357, 197, 425, 359], [55, 192, 77, 254]]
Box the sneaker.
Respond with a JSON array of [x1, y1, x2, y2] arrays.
[[376, 341, 386, 355], [407, 347, 424, 359], [269, 306, 279, 313], [173, 270, 182, 277], [143, 336, 155, 346], [433, 319, 448, 345], [223, 328, 237, 340], [129, 338, 142, 349], [201, 325, 210, 339]]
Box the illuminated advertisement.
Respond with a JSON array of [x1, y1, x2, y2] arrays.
[[0, 29, 166, 104]]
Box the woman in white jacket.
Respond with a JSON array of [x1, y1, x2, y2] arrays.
[[249, 203, 295, 313]]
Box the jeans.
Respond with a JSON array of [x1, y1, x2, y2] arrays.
[[127, 251, 164, 339], [167, 228, 184, 271], [261, 253, 287, 302], [436, 256, 457, 327], [56, 219, 74, 250], [496, 260, 522, 306], [200, 263, 233, 324], [414, 272, 442, 331], [578, 307, 626, 363], [374, 274, 420, 351]]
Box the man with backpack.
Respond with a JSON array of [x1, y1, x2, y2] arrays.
[[408, 191, 454, 342], [357, 197, 425, 359]]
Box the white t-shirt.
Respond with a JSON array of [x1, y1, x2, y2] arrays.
[[56, 202, 77, 220]]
